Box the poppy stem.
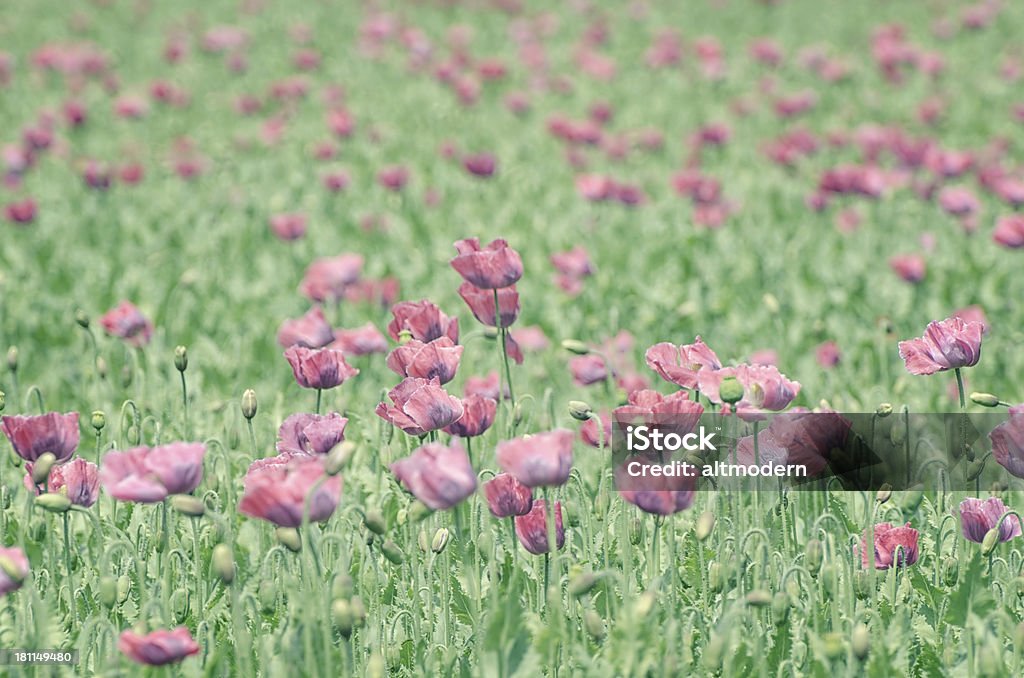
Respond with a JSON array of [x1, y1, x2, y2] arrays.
[[494, 289, 516, 409], [62, 512, 78, 626], [315, 389, 322, 415], [179, 370, 189, 439]]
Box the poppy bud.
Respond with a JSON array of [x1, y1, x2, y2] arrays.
[[381, 539, 404, 565], [75, 309, 90, 328], [876, 484, 892, 504], [568, 400, 593, 421], [431, 527, 450, 554], [332, 599, 353, 637], [366, 654, 384, 678], [0, 555, 25, 585], [822, 632, 844, 659], [35, 492, 71, 513], [970, 392, 1001, 408], [7, 346, 17, 373], [853, 570, 871, 599], [771, 592, 790, 623], [763, 293, 780, 314], [171, 494, 206, 517], [568, 571, 601, 598], [91, 410, 105, 431], [116, 574, 131, 604], [276, 527, 302, 552], [708, 561, 723, 592], [890, 421, 906, 445], [363, 509, 386, 535], [805, 539, 823, 574], [332, 573, 353, 600], [258, 581, 277, 613], [96, 356, 108, 379], [171, 589, 189, 623], [898, 486, 924, 511], [212, 544, 235, 584], [98, 576, 118, 608], [0, 390, 4, 411], [820, 565, 837, 599], [851, 624, 870, 661], [695, 511, 715, 542], [561, 339, 591, 355], [966, 459, 985, 481], [746, 589, 772, 607], [417, 529, 430, 553], [241, 389, 258, 420], [702, 633, 725, 671], [32, 452, 56, 484], [350, 596, 367, 626], [584, 610, 605, 641], [942, 557, 958, 587], [511, 402, 524, 428], [632, 590, 656, 620], [978, 637, 1003, 677], [875, 403, 893, 417], [482, 326, 499, 339], [630, 518, 643, 545], [325, 441, 354, 476], [395, 508, 407, 526], [174, 345, 188, 372], [981, 527, 1001, 556], [719, 376, 744, 405]]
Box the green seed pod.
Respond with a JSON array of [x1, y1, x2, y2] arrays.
[[96, 356, 108, 379], [718, 377, 744, 405], [409, 500, 432, 522], [275, 527, 302, 552], [805, 539, 824, 574], [898, 486, 924, 512], [852, 624, 870, 661], [363, 509, 386, 535], [241, 389, 258, 420], [35, 492, 71, 513], [822, 632, 844, 659], [397, 329, 413, 345], [116, 575, 131, 604], [98, 576, 118, 608], [75, 309, 90, 328], [875, 403, 893, 417], [366, 654, 385, 678], [395, 508, 407, 527], [708, 561, 723, 592], [971, 392, 1001, 408], [31, 452, 56, 485], [332, 599, 353, 637], [820, 565, 838, 599], [91, 410, 105, 431], [170, 494, 206, 517], [431, 527, 450, 554], [350, 596, 367, 627], [212, 544, 235, 584], [171, 589, 189, 623], [568, 572, 601, 598], [325, 441, 355, 476], [561, 339, 590, 355], [381, 540, 404, 565], [584, 610, 605, 642], [695, 511, 715, 542], [174, 346, 188, 372], [6, 346, 18, 373], [568, 400, 593, 421], [259, 581, 276, 613], [745, 589, 772, 607], [771, 592, 790, 623], [981, 528, 1001, 557], [853, 570, 872, 600], [942, 557, 959, 587]]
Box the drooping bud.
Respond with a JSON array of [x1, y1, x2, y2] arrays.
[[822, 632, 844, 659], [942, 557, 958, 587], [511, 402, 524, 428], [363, 509, 386, 535], [332, 599, 354, 637], [174, 346, 188, 372], [702, 633, 725, 671], [6, 346, 17, 373], [875, 403, 893, 417], [805, 539, 824, 574], [381, 540, 404, 565], [745, 589, 772, 607], [695, 511, 715, 542], [0, 555, 26, 586], [409, 500, 432, 522], [851, 624, 870, 661], [481, 326, 499, 340], [568, 571, 601, 598], [876, 484, 892, 504], [718, 377, 744, 405], [981, 527, 1001, 557], [35, 492, 71, 513], [116, 574, 131, 604], [32, 452, 57, 485], [561, 339, 591, 355], [171, 589, 189, 623], [332, 574, 354, 600], [96, 356, 108, 379], [584, 610, 605, 641], [366, 654, 384, 678], [259, 581, 276, 613], [98, 576, 118, 608], [431, 527, 450, 554], [966, 460, 986, 482], [970, 392, 1001, 408], [771, 592, 790, 623], [170, 494, 206, 517], [853, 570, 871, 600], [75, 309, 90, 328], [632, 590, 656, 620], [568, 400, 593, 421], [241, 389, 258, 420], [212, 544, 235, 584], [275, 527, 302, 552], [91, 410, 105, 431], [708, 561, 723, 592], [350, 596, 367, 626], [325, 441, 354, 476], [417, 529, 430, 553]]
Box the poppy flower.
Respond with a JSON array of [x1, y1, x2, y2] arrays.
[[276, 412, 348, 456], [329, 323, 389, 355], [0, 546, 29, 596], [375, 377, 464, 436], [450, 238, 523, 289], [118, 627, 200, 666], [858, 522, 919, 569], [238, 455, 341, 527], [457, 282, 520, 328], [387, 300, 459, 343], [959, 497, 1022, 543], [277, 307, 334, 348], [284, 346, 358, 389], [386, 337, 463, 384], [299, 255, 363, 302], [390, 442, 477, 510], [483, 473, 533, 517], [990, 405, 1024, 478], [269, 213, 307, 241], [898, 316, 983, 375], [514, 500, 565, 554], [24, 458, 100, 506], [100, 301, 153, 347], [2, 412, 80, 463], [496, 429, 574, 487], [100, 443, 207, 503], [443, 394, 497, 437], [645, 337, 721, 390]]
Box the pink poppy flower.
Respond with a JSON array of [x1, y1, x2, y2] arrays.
[[328, 323, 388, 356], [749, 349, 778, 366], [464, 371, 507, 401], [889, 254, 926, 284], [284, 346, 358, 389], [23, 458, 99, 506], [322, 170, 350, 193], [994, 214, 1024, 248], [644, 337, 722, 390], [119, 627, 200, 666], [898, 316, 984, 375], [299, 255, 363, 302], [239, 455, 341, 527], [815, 341, 841, 368], [100, 301, 153, 347], [375, 377, 464, 436], [463, 152, 497, 178], [569, 354, 609, 386], [858, 522, 919, 569], [345, 278, 400, 308], [0, 546, 29, 596], [390, 442, 476, 510], [457, 282, 520, 328], [952, 306, 989, 334], [483, 473, 533, 517], [938, 186, 980, 216], [269, 213, 307, 241], [443, 393, 496, 437], [496, 429, 574, 487], [450, 238, 523, 289], [514, 500, 565, 554], [959, 497, 1021, 543], [100, 443, 206, 503], [616, 465, 696, 516], [2, 411, 80, 463], [510, 326, 550, 352], [276, 412, 348, 456], [4, 198, 37, 224], [757, 411, 850, 477], [698, 364, 801, 411], [387, 300, 459, 343], [580, 412, 611, 448], [991, 405, 1024, 478], [576, 174, 615, 201], [377, 165, 409, 191], [277, 307, 334, 348], [613, 390, 704, 432], [386, 337, 463, 384]]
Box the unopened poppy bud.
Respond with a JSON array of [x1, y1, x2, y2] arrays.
[[822, 632, 844, 659], [745, 589, 772, 607], [703, 633, 725, 670], [0, 556, 26, 585], [511, 402, 524, 427], [431, 527, 450, 554], [35, 492, 71, 513], [171, 589, 189, 623], [584, 610, 605, 641], [174, 346, 188, 372], [890, 421, 906, 445], [719, 376, 744, 405], [6, 346, 17, 372], [91, 410, 105, 431], [708, 561, 723, 592], [899, 486, 924, 511], [417, 529, 430, 553], [212, 544, 235, 584], [561, 339, 590, 355], [75, 309, 90, 328], [630, 518, 643, 545], [241, 389, 258, 420], [121, 365, 133, 388], [325, 441, 355, 475], [398, 329, 413, 345], [409, 500, 432, 522], [116, 574, 131, 604], [482, 326, 499, 340], [363, 509, 386, 535], [851, 624, 870, 661], [332, 599, 354, 637], [981, 527, 1001, 556], [853, 570, 871, 599], [332, 574, 353, 600], [942, 557, 958, 587], [568, 400, 593, 421], [568, 571, 601, 598], [966, 459, 985, 481], [275, 527, 302, 552], [695, 511, 715, 542], [805, 539, 824, 574], [350, 596, 367, 626], [366, 654, 384, 678], [970, 392, 1001, 408], [875, 403, 893, 417], [32, 452, 57, 484], [763, 293, 780, 314], [381, 539, 404, 565], [98, 576, 118, 608], [876, 484, 892, 504], [170, 494, 206, 517], [632, 590, 656, 620], [96, 356, 108, 379]]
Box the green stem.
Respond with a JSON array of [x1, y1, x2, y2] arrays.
[[180, 371, 189, 439], [315, 388, 322, 415], [63, 513, 78, 626], [494, 290, 516, 409]]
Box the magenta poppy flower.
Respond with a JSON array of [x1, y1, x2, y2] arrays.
[[100, 301, 153, 347], [276, 412, 348, 456], [889, 254, 926, 283], [580, 412, 612, 448], [269, 212, 307, 241], [698, 364, 801, 411], [952, 305, 989, 335], [613, 390, 704, 437], [377, 165, 409, 192], [277, 307, 334, 348], [747, 411, 849, 477], [815, 341, 841, 368], [457, 282, 520, 328], [24, 458, 99, 506], [100, 443, 206, 503], [616, 467, 696, 516], [483, 473, 533, 517], [386, 337, 463, 384], [898, 316, 984, 375], [991, 405, 1024, 477], [569, 354, 609, 386], [328, 323, 388, 356], [959, 497, 1021, 543], [463, 152, 497, 178], [0, 546, 29, 596], [550, 247, 595, 280], [239, 455, 341, 527], [576, 174, 615, 201], [4, 198, 36, 224], [994, 214, 1024, 248], [284, 346, 358, 389], [299, 254, 363, 302], [510, 326, 550, 352], [496, 429, 574, 487], [390, 442, 477, 510], [464, 371, 508, 401], [118, 627, 200, 666], [514, 500, 565, 554], [443, 394, 497, 438], [2, 412, 80, 463], [375, 377, 464, 436], [938, 186, 980, 217], [859, 522, 919, 569], [387, 300, 459, 343], [645, 337, 722, 390], [450, 238, 523, 289]]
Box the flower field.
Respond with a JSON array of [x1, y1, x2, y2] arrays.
[[3, 0, 1024, 675]]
